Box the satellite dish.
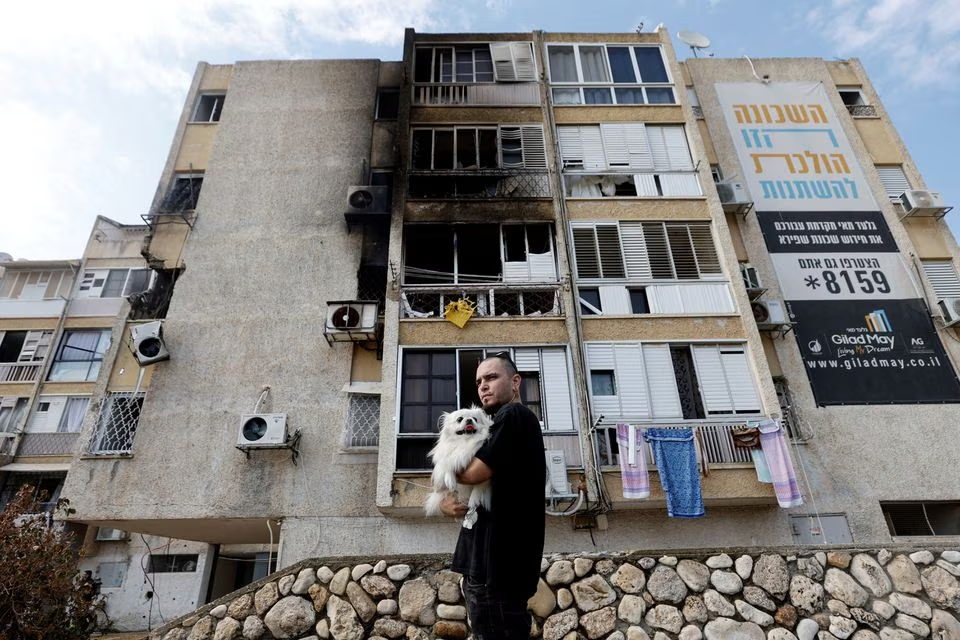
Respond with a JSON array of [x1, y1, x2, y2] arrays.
[[678, 30, 712, 57]]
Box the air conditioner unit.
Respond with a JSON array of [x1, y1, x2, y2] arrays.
[[346, 185, 389, 215], [900, 189, 947, 217], [130, 320, 170, 366], [717, 180, 749, 205], [324, 301, 379, 344], [237, 413, 288, 448], [96, 527, 129, 541], [752, 300, 789, 326], [740, 263, 762, 291], [938, 297, 960, 328]]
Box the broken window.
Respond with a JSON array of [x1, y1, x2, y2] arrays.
[[414, 43, 535, 84], [403, 223, 555, 285], [161, 174, 203, 212], [191, 93, 225, 122]]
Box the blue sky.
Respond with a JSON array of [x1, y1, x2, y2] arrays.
[[3, 0, 958, 260]]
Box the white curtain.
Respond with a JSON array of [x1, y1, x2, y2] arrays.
[[57, 397, 90, 433], [578, 47, 609, 82], [548, 47, 578, 82]]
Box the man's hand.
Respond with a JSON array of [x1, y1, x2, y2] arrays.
[[438, 493, 468, 519]]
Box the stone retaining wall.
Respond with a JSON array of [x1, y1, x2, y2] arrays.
[[150, 548, 960, 640]]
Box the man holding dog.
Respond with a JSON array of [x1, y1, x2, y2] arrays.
[[439, 352, 545, 640]]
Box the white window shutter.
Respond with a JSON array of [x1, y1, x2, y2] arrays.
[[586, 343, 621, 418], [876, 166, 911, 199], [634, 173, 658, 196], [660, 174, 702, 196], [691, 345, 732, 414], [600, 124, 630, 167], [624, 123, 654, 170], [595, 224, 626, 278], [614, 344, 650, 419], [557, 126, 583, 167], [642, 344, 682, 418], [721, 347, 761, 412], [77, 269, 109, 299], [922, 260, 960, 298], [599, 285, 631, 314], [581, 126, 606, 170], [513, 348, 540, 372], [520, 126, 547, 169], [541, 349, 574, 431], [29, 396, 67, 433], [18, 331, 51, 362], [620, 222, 653, 280], [662, 125, 694, 170], [645, 285, 682, 313], [490, 42, 536, 82], [647, 126, 671, 171]]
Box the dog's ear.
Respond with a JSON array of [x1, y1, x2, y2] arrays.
[[437, 412, 449, 431]]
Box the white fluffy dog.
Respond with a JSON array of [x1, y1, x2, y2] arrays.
[[424, 406, 493, 517]]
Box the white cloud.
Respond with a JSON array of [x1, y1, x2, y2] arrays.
[[810, 0, 960, 88]]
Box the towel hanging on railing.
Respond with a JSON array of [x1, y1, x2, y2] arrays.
[[616, 424, 650, 499]]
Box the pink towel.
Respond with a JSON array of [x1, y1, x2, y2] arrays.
[[616, 423, 650, 499], [758, 419, 803, 508]]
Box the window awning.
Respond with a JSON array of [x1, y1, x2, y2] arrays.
[[0, 462, 71, 472]]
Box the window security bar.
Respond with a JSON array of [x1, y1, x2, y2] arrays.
[[401, 286, 561, 319], [89, 392, 145, 455]]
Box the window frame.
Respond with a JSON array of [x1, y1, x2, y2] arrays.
[[410, 124, 547, 171], [395, 346, 576, 471], [344, 393, 381, 449], [190, 93, 225, 123], [585, 341, 762, 422], [77, 268, 153, 299], [413, 42, 535, 84], [546, 43, 675, 105], [47, 329, 111, 382], [161, 173, 204, 212], [375, 88, 400, 119], [89, 391, 145, 455]]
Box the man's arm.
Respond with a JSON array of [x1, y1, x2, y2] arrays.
[[457, 457, 492, 485]]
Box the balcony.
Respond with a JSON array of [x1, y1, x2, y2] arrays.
[[563, 172, 701, 198], [593, 419, 763, 469], [408, 169, 551, 200], [400, 284, 562, 319], [412, 82, 541, 106], [16, 432, 80, 457], [0, 362, 42, 383]]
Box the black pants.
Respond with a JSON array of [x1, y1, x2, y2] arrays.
[[462, 577, 531, 640]]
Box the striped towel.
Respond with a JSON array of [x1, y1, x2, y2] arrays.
[[644, 427, 705, 518], [616, 424, 650, 499], [758, 419, 804, 508]]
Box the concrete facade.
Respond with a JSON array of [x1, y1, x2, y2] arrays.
[[42, 27, 960, 630]]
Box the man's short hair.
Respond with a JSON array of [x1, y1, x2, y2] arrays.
[[483, 350, 518, 377]]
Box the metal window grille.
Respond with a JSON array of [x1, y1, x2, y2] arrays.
[[89, 392, 145, 454], [346, 394, 380, 448]]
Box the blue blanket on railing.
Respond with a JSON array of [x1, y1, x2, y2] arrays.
[[644, 427, 705, 518]]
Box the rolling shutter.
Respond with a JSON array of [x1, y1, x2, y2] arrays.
[[876, 166, 911, 200], [921, 261, 960, 298]]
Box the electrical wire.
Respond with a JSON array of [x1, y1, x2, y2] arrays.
[[138, 533, 167, 630]]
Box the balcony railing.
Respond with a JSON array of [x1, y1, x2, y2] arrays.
[[593, 419, 765, 471], [408, 169, 551, 199], [400, 284, 562, 319], [16, 433, 80, 456], [0, 362, 42, 383], [412, 82, 541, 106]]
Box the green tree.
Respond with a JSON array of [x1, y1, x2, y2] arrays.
[[0, 484, 108, 639]]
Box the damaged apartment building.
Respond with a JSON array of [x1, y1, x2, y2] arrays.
[[0, 26, 954, 629]]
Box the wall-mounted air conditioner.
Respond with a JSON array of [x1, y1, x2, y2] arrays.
[[900, 190, 948, 217], [938, 297, 960, 328], [739, 263, 762, 291], [544, 449, 571, 498], [237, 413, 288, 448], [717, 181, 749, 205], [346, 185, 389, 215], [130, 320, 170, 366], [324, 301, 379, 344], [752, 300, 789, 327]]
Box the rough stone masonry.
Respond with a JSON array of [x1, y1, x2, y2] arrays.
[[150, 547, 960, 640]]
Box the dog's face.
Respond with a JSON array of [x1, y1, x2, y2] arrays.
[[438, 406, 492, 445]]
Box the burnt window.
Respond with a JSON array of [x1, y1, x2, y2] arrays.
[[162, 175, 203, 212]]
